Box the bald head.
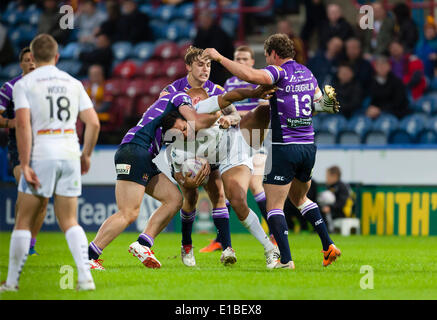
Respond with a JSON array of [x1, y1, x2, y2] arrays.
[[186, 87, 209, 106]]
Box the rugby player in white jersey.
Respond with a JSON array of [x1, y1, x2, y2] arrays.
[[163, 86, 282, 269], [0, 34, 100, 292]]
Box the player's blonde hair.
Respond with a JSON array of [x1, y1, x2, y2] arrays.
[[184, 46, 205, 66], [186, 87, 209, 101], [30, 34, 58, 63]]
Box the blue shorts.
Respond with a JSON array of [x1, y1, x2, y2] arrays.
[[114, 143, 161, 187], [264, 143, 316, 185]]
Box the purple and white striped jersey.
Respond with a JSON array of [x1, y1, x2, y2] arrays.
[[161, 76, 226, 97], [263, 60, 318, 144], [0, 75, 22, 142], [224, 76, 264, 111], [121, 91, 193, 157]]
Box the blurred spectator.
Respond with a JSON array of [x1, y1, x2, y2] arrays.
[[366, 55, 409, 119], [357, 1, 395, 59], [84, 65, 112, 117], [332, 63, 363, 119], [75, 0, 107, 46], [79, 32, 113, 78], [393, 3, 419, 53], [277, 19, 306, 65], [193, 11, 234, 86], [37, 0, 70, 45], [114, 0, 153, 43], [344, 38, 373, 91], [307, 36, 343, 88], [415, 16, 437, 80], [97, 0, 122, 43], [318, 3, 354, 51], [389, 40, 426, 101], [321, 166, 354, 232], [300, 0, 327, 54], [0, 23, 15, 66]]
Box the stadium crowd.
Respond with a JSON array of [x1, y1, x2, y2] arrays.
[[1, 0, 437, 148]]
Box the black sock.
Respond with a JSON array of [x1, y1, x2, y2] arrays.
[[180, 209, 196, 246], [137, 233, 154, 247], [267, 210, 292, 263], [300, 202, 333, 251], [88, 241, 102, 260]]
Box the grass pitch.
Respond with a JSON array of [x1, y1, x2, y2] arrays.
[[1, 232, 437, 300]]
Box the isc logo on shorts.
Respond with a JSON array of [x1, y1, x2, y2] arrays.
[[116, 164, 131, 175], [274, 176, 285, 181]]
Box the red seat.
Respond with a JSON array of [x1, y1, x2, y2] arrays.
[[154, 42, 179, 60], [146, 78, 171, 98], [178, 41, 191, 58], [137, 59, 163, 78], [112, 60, 137, 79], [104, 78, 125, 96], [163, 59, 186, 79], [125, 79, 148, 98], [135, 95, 155, 117], [112, 95, 134, 119]]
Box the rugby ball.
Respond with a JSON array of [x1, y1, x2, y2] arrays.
[[182, 158, 209, 185], [317, 190, 336, 207]]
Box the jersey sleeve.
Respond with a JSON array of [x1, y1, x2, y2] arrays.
[[262, 65, 287, 84], [0, 83, 11, 111], [223, 79, 231, 92], [160, 82, 177, 95], [78, 82, 94, 111], [12, 80, 30, 110], [171, 92, 193, 109]]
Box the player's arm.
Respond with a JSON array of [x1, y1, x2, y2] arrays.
[[218, 86, 276, 109], [312, 85, 340, 114], [179, 104, 221, 130], [202, 48, 273, 85]]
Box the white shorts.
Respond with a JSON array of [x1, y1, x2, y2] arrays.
[[18, 159, 81, 198], [218, 126, 254, 175]]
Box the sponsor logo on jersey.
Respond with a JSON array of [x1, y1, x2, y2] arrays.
[[116, 164, 131, 175]]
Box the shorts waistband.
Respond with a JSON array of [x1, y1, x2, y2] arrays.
[[37, 128, 75, 135]]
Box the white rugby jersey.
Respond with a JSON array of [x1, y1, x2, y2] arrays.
[[13, 65, 93, 161]]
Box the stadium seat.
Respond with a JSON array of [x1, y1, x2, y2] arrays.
[[363, 131, 388, 145], [411, 95, 437, 115], [320, 114, 347, 135], [104, 78, 126, 96], [112, 42, 133, 61], [146, 78, 171, 98], [176, 2, 194, 20], [125, 79, 148, 98], [388, 129, 414, 144], [112, 95, 134, 119], [171, 20, 194, 40], [399, 113, 427, 139], [0, 63, 21, 79], [163, 60, 186, 79], [178, 40, 192, 58], [314, 131, 336, 145], [150, 20, 165, 40], [60, 42, 81, 59], [132, 42, 155, 61], [372, 114, 398, 135], [2, 9, 19, 26], [9, 25, 37, 48], [427, 115, 437, 132], [137, 59, 164, 78], [332, 218, 360, 236], [135, 95, 155, 117], [416, 129, 437, 144], [156, 5, 176, 21], [347, 115, 373, 138], [57, 60, 82, 77], [112, 60, 137, 79], [337, 130, 361, 145], [162, 24, 180, 42], [154, 42, 180, 60]]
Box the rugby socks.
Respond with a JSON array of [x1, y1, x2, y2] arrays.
[[6, 230, 30, 287], [138, 233, 154, 248], [212, 207, 231, 249], [30, 237, 37, 249], [65, 225, 93, 283], [298, 199, 333, 251], [253, 191, 270, 230], [241, 209, 275, 252], [267, 209, 292, 264], [180, 209, 196, 246], [88, 241, 102, 260]]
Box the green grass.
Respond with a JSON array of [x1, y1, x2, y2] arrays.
[[1, 232, 437, 300]]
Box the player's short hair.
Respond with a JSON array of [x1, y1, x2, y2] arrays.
[[30, 34, 58, 63], [161, 111, 186, 136], [327, 166, 341, 178], [235, 45, 254, 59], [264, 33, 295, 59], [184, 46, 205, 66], [186, 87, 209, 101], [19, 47, 31, 62]]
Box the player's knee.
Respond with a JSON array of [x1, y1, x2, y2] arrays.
[[227, 194, 248, 213], [120, 208, 140, 225], [170, 193, 183, 212]]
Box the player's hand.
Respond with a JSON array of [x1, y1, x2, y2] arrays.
[[253, 85, 277, 100], [219, 116, 232, 129], [183, 160, 210, 188], [22, 164, 41, 190], [323, 85, 340, 113], [202, 48, 222, 62], [80, 154, 91, 175]]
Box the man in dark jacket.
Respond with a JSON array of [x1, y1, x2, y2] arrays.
[[344, 38, 373, 91], [79, 32, 113, 78], [333, 63, 363, 119], [321, 166, 352, 221], [366, 55, 409, 119], [37, 0, 70, 45], [114, 0, 153, 43], [318, 3, 354, 50]]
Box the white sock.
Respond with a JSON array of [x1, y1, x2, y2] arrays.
[[6, 230, 31, 287], [65, 225, 93, 283], [241, 209, 274, 252]]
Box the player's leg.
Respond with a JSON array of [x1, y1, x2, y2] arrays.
[[204, 169, 235, 265], [130, 173, 183, 269], [1, 192, 45, 291], [54, 194, 94, 290], [240, 104, 270, 145], [178, 184, 198, 266]]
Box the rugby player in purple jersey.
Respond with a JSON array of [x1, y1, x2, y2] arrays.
[[202, 33, 341, 268], [0, 47, 47, 256]]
